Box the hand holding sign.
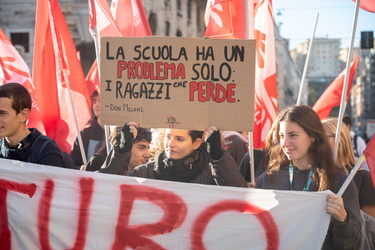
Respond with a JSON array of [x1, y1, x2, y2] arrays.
[[205, 126, 224, 160], [118, 122, 139, 154]]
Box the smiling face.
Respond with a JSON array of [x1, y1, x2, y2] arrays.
[[279, 121, 314, 169], [164, 129, 202, 160]]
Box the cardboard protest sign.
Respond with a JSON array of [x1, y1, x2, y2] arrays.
[[100, 36, 255, 131], [0, 159, 330, 249]]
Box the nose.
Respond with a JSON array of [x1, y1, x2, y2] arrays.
[[280, 137, 289, 147], [166, 137, 175, 148], [144, 150, 150, 158]]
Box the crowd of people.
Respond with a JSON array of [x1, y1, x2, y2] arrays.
[[1, 82, 374, 249]]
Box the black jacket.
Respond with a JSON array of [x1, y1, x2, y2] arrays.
[[70, 117, 104, 168], [0, 128, 65, 167], [99, 144, 247, 187]]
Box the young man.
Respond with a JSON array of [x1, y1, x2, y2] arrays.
[[0, 83, 68, 167], [85, 126, 152, 173]]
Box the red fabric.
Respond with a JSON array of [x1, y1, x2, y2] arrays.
[[110, 0, 152, 37], [312, 56, 360, 119], [204, 0, 277, 148], [85, 60, 100, 95], [353, 0, 375, 13], [88, 0, 121, 37], [0, 29, 46, 134], [364, 135, 375, 189], [252, 0, 277, 148], [32, 0, 91, 153], [87, 0, 152, 94], [204, 0, 247, 38]]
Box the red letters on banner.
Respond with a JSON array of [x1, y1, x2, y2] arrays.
[[0, 177, 279, 249], [112, 184, 187, 249], [0, 180, 37, 250]]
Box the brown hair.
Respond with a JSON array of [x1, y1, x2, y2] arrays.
[[265, 105, 337, 191], [0, 83, 32, 113]]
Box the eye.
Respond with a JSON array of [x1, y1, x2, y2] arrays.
[[177, 137, 184, 142]]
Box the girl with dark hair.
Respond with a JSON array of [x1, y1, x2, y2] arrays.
[[99, 122, 247, 187], [256, 105, 363, 249]]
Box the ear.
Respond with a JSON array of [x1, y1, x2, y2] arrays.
[[192, 138, 203, 150], [19, 108, 30, 123]]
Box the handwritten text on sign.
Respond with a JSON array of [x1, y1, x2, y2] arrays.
[[100, 37, 255, 131], [0, 159, 330, 250]]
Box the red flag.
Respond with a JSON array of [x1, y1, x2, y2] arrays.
[[87, 0, 152, 93], [85, 60, 100, 95], [110, 0, 152, 37], [364, 135, 375, 189], [88, 0, 121, 37], [312, 56, 360, 119], [204, 0, 247, 38], [33, 0, 91, 153], [252, 0, 278, 148], [0, 29, 46, 134], [353, 0, 375, 13], [204, 0, 277, 148]]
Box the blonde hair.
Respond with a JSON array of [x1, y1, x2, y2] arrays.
[[322, 118, 356, 173], [149, 129, 166, 160]]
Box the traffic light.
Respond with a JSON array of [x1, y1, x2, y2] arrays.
[[361, 31, 374, 49]]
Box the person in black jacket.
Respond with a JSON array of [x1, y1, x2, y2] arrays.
[[256, 105, 363, 250], [99, 122, 247, 187], [85, 126, 152, 173], [0, 83, 66, 167], [70, 90, 104, 169]]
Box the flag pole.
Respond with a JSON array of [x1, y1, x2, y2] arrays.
[[337, 155, 365, 196], [296, 13, 319, 105], [333, 0, 361, 163], [245, 0, 255, 185], [92, 27, 111, 155], [63, 70, 88, 166], [48, 0, 87, 166]]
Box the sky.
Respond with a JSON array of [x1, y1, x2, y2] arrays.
[[272, 0, 375, 49]]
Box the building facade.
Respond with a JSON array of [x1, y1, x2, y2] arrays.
[[1, 0, 303, 114]]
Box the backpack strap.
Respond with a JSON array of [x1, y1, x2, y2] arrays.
[[27, 135, 52, 163]]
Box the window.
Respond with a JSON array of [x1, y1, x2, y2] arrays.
[[10, 32, 29, 53], [187, 0, 192, 20], [165, 21, 170, 36]]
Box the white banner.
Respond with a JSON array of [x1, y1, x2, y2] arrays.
[[0, 159, 330, 250]]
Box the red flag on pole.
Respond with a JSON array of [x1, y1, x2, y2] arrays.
[[253, 0, 278, 148], [87, 0, 152, 93], [88, 0, 121, 37], [0, 29, 46, 134], [204, 0, 277, 148], [33, 0, 91, 153], [312, 56, 360, 119], [352, 0, 375, 13], [364, 135, 375, 189]]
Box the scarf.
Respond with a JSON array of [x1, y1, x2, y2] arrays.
[[153, 147, 210, 183]]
